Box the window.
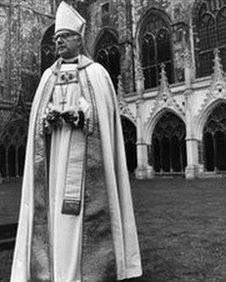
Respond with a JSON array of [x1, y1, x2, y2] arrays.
[[41, 24, 56, 74], [195, 0, 226, 77], [140, 11, 174, 89], [94, 30, 120, 91]]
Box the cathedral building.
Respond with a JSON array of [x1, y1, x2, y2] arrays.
[[0, 0, 225, 179]]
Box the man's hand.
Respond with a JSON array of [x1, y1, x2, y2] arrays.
[[61, 110, 84, 128], [46, 110, 61, 125], [43, 105, 62, 132]]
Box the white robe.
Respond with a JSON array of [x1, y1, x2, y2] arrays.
[[49, 63, 85, 282], [10, 55, 142, 282]]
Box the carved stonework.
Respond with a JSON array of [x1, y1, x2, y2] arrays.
[[120, 106, 136, 124], [117, 75, 136, 123], [197, 49, 226, 116], [171, 22, 189, 83], [117, 74, 127, 110], [145, 64, 185, 125], [184, 46, 193, 69], [135, 60, 144, 96], [0, 93, 29, 139], [0, 110, 12, 135], [0, 7, 7, 97]]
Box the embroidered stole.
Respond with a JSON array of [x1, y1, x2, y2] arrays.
[[61, 129, 86, 215], [30, 64, 116, 282]]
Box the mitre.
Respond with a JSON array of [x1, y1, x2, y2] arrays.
[[55, 1, 86, 36]]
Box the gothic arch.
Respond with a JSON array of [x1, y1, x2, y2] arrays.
[[120, 115, 137, 173], [144, 107, 186, 144], [93, 28, 120, 91], [202, 102, 226, 171], [119, 105, 136, 126], [41, 24, 56, 74], [196, 98, 226, 139], [148, 110, 187, 173], [135, 8, 174, 89], [0, 119, 27, 177], [135, 7, 172, 48], [192, 0, 226, 77]]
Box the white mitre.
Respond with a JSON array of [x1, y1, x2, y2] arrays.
[[55, 1, 86, 36]]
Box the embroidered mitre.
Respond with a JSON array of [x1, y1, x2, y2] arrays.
[[55, 1, 86, 36]]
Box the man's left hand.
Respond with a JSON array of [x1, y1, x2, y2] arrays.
[[61, 110, 84, 128]]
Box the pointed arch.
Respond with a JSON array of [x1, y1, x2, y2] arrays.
[[196, 98, 226, 139], [0, 119, 27, 177], [202, 102, 226, 171], [41, 24, 56, 74], [136, 8, 174, 89], [94, 28, 120, 91], [144, 107, 186, 144], [147, 110, 187, 173], [192, 0, 226, 77]]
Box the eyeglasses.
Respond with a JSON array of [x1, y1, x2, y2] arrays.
[[52, 32, 79, 43]]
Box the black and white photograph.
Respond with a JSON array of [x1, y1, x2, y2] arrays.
[[0, 0, 226, 281]]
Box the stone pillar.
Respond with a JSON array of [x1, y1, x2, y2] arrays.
[[135, 100, 153, 179], [135, 141, 153, 179], [185, 137, 200, 179], [118, 0, 134, 94], [134, 64, 153, 179], [120, 40, 134, 94], [184, 45, 202, 178]]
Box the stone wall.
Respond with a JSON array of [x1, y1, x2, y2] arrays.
[[0, 0, 54, 134]]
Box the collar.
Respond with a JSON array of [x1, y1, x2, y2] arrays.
[[51, 54, 94, 74], [62, 55, 79, 64]]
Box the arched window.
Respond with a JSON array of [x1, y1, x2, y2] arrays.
[[94, 30, 120, 91], [139, 11, 174, 89], [41, 24, 56, 74], [194, 0, 226, 77]]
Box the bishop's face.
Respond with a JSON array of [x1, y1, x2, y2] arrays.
[[54, 29, 82, 59]]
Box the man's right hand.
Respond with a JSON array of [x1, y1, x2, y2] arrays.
[[43, 105, 62, 133]]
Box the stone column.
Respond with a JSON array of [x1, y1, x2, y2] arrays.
[[184, 70, 200, 178], [135, 100, 153, 179], [184, 44, 202, 178], [185, 137, 200, 179], [118, 0, 134, 94], [134, 64, 153, 179], [135, 142, 153, 179]]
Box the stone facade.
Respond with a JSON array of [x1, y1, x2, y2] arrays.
[[0, 0, 55, 178], [0, 0, 226, 179]]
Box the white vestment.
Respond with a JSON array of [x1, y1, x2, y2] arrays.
[[11, 55, 142, 282], [49, 63, 85, 282]]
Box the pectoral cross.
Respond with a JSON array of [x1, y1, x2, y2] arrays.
[[59, 97, 67, 111], [59, 71, 74, 111]]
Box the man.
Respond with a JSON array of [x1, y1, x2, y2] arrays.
[[11, 2, 142, 282]]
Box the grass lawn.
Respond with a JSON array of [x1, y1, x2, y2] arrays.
[[0, 177, 226, 281], [131, 178, 226, 282]]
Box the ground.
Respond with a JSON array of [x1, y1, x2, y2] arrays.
[[0, 177, 226, 281]]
